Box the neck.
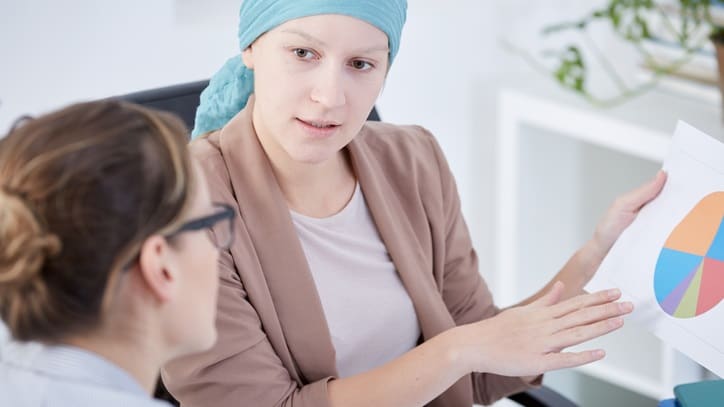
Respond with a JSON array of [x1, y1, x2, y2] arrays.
[[254, 127, 357, 218], [278, 150, 357, 218], [63, 328, 164, 395]]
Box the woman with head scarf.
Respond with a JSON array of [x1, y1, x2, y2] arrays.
[[162, 1, 666, 406]]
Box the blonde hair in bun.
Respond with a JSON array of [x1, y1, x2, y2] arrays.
[[0, 187, 61, 284], [0, 100, 193, 342], [0, 186, 61, 334]]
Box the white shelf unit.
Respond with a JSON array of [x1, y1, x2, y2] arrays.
[[494, 87, 714, 401]]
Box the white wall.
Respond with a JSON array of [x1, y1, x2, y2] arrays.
[[0, 0, 606, 355], [377, 0, 615, 284], [2, 1, 652, 404], [0, 0, 239, 132], [0, 0, 609, 205], [1, 0, 613, 263]]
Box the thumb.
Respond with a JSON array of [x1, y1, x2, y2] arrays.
[[620, 170, 667, 212]]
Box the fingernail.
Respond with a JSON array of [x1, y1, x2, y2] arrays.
[[608, 289, 621, 299], [592, 350, 605, 358], [609, 317, 624, 328], [619, 302, 634, 313]]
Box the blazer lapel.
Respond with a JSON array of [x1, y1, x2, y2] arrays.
[[349, 130, 473, 407], [217, 98, 337, 382], [347, 131, 456, 342]]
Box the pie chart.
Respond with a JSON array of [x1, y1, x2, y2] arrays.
[[654, 192, 724, 319]]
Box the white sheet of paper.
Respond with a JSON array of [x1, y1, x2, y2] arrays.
[[586, 121, 724, 378]]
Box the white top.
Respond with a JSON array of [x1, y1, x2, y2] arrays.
[[0, 341, 169, 407], [290, 184, 421, 378]]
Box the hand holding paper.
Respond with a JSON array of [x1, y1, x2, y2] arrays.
[[587, 171, 667, 271], [587, 121, 724, 378]]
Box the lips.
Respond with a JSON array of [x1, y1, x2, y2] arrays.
[[296, 118, 341, 138]]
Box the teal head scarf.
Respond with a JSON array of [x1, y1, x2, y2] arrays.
[[192, 0, 408, 137]]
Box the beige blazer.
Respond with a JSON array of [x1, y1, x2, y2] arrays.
[[162, 99, 534, 406]]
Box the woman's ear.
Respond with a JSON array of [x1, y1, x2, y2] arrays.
[[137, 235, 177, 304], [241, 46, 254, 70]]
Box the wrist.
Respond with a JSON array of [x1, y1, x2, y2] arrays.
[[555, 242, 602, 298], [435, 325, 477, 378], [579, 239, 607, 279]]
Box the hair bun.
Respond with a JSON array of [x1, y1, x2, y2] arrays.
[[0, 187, 61, 288]]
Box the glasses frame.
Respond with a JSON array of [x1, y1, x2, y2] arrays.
[[122, 202, 236, 271], [165, 202, 236, 250]]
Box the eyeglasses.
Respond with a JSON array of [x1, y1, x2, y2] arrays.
[[166, 202, 236, 250], [122, 202, 236, 271]]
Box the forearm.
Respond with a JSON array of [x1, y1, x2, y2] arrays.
[[327, 329, 467, 407], [518, 239, 605, 306], [518, 172, 667, 307]]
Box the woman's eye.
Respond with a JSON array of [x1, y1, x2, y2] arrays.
[[351, 60, 373, 71], [294, 48, 315, 59]]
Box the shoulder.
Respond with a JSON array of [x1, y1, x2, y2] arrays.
[[188, 130, 223, 167], [188, 131, 234, 197], [357, 121, 440, 159], [44, 384, 171, 407], [355, 121, 450, 188], [0, 355, 46, 407], [47, 378, 169, 407], [0, 348, 170, 407]]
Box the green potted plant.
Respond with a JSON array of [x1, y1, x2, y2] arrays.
[[524, 0, 724, 110]]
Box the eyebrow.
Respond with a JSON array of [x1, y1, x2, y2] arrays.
[[280, 29, 389, 54]]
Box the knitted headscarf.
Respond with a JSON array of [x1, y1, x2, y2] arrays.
[[192, 0, 407, 137]]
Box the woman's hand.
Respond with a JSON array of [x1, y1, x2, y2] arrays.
[[449, 282, 632, 377], [586, 170, 667, 270]]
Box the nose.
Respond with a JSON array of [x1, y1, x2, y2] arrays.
[[309, 64, 346, 109]]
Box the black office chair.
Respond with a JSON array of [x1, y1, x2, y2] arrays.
[[119, 80, 209, 131], [117, 81, 576, 407]]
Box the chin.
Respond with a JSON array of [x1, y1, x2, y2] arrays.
[[199, 330, 218, 350], [187, 328, 217, 353], [288, 149, 340, 165], [288, 138, 352, 163]]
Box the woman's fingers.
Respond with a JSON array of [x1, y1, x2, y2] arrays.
[[549, 316, 625, 351], [553, 301, 633, 333], [469, 285, 631, 377], [540, 349, 606, 372], [548, 288, 622, 318]]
